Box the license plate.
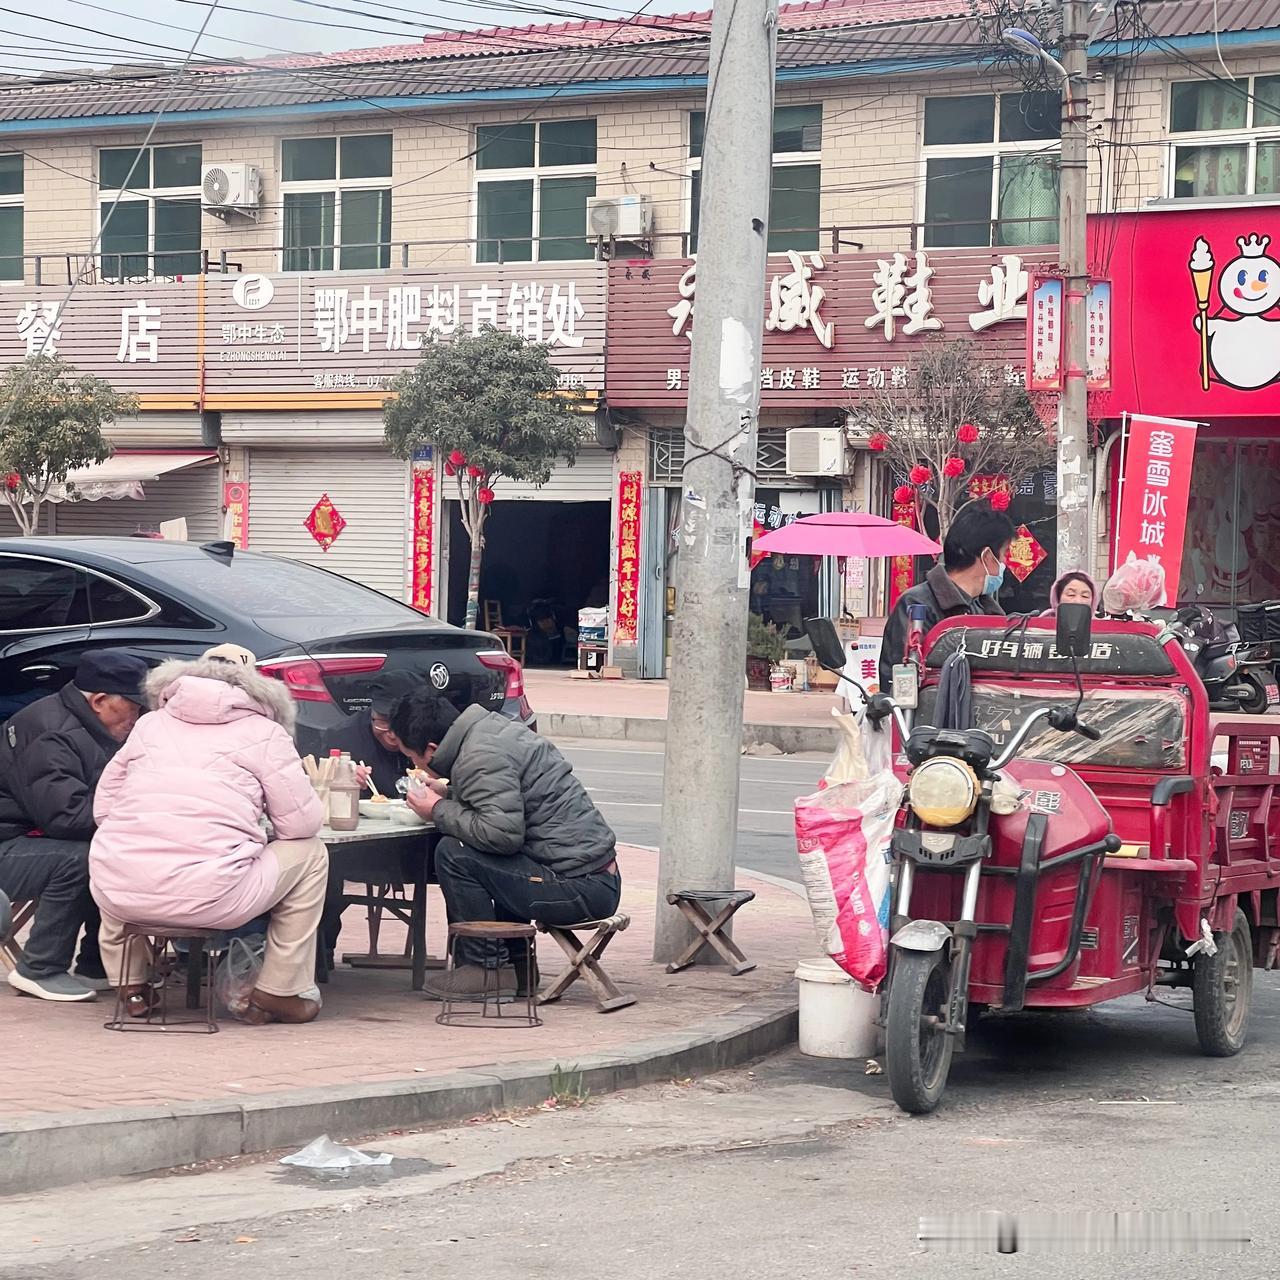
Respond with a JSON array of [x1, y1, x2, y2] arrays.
[[1267, 682, 1280, 706]]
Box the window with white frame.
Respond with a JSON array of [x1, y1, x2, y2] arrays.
[[688, 105, 821, 253], [921, 91, 1059, 248], [98, 144, 202, 280], [1167, 76, 1280, 198], [474, 120, 596, 263], [0, 153, 21, 282], [281, 134, 393, 271]]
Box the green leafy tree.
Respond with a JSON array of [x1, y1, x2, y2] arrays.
[[0, 356, 138, 536], [385, 326, 584, 629]]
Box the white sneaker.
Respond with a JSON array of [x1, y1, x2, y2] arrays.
[[72, 972, 113, 993], [7, 969, 97, 1002]]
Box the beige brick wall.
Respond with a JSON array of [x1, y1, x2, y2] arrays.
[[6, 47, 1279, 283]]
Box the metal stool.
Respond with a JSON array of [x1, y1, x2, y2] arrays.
[[436, 921, 541, 1028], [105, 925, 221, 1034]]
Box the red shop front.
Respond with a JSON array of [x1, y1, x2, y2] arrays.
[[1092, 205, 1280, 610]]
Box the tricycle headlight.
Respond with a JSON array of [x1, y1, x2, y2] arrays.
[[908, 757, 980, 828]]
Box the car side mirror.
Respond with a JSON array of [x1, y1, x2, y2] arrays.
[[804, 616, 847, 674], [1056, 602, 1093, 658]]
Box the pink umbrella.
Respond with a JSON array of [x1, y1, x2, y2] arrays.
[[751, 511, 941, 558]]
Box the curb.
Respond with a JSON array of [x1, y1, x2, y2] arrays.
[[542, 711, 836, 755], [0, 984, 798, 1196]]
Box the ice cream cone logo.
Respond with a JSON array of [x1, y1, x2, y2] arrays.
[[1190, 236, 1214, 391]]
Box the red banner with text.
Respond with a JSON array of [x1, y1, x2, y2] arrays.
[[1115, 414, 1199, 606], [410, 463, 436, 615], [615, 471, 642, 644], [888, 499, 917, 609]]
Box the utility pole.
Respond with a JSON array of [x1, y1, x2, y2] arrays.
[[654, 0, 780, 963], [1057, 0, 1091, 573]]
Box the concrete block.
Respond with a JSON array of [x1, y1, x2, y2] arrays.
[[0, 1101, 243, 1196], [239, 1072, 503, 1154]]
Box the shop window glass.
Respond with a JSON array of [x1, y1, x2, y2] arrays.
[[476, 179, 534, 262], [283, 191, 335, 271], [997, 153, 1059, 245], [339, 188, 391, 269], [152, 144, 203, 190], [100, 200, 150, 279], [282, 137, 337, 183], [476, 124, 536, 170], [691, 166, 820, 253], [689, 104, 820, 158], [1170, 80, 1249, 133], [0, 152, 22, 198], [0, 206, 21, 282], [538, 175, 595, 261], [923, 94, 994, 146], [998, 91, 1060, 142], [99, 147, 150, 190], [153, 199, 202, 275], [1256, 76, 1280, 128], [539, 119, 596, 167], [924, 156, 994, 247], [339, 133, 392, 179]]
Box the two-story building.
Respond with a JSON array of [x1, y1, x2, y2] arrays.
[[0, 0, 1277, 671]]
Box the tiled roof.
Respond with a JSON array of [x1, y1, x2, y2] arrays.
[[0, 0, 1273, 124]]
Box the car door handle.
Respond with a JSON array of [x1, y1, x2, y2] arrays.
[[20, 664, 58, 681]]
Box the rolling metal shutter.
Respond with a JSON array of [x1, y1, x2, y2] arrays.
[[51, 463, 222, 541], [246, 449, 409, 599], [498, 446, 614, 502]]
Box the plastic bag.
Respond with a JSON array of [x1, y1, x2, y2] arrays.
[[213, 934, 266, 1019], [1102, 552, 1167, 614], [821, 701, 892, 790], [794, 771, 903, 992], [280, 1135, 393, 1170]]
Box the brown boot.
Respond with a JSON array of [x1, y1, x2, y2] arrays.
[[425, 964, 517, 1002], [243, 988, 322, 1024]]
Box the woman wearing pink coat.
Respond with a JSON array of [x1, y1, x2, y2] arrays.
[[90, 650, 328, 1024]]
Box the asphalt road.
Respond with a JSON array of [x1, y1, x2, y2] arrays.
[[554, 738, 826, 883], [11, 981, 1280, 1280]]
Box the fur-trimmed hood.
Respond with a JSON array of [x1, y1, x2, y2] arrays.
[[145, 657, 297, 733]]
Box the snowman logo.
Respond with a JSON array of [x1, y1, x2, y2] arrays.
[[1190, 233, 1280, 391]]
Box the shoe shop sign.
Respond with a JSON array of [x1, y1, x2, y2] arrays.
[[0, 262, 606, 410], [606, 247, 1053, 408]]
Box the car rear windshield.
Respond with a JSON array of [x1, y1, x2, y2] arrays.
[[168, 555, 422, 621]]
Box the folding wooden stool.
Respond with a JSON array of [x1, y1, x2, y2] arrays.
[[536, 913, 636, 1012], [665, 889, 757, 976]]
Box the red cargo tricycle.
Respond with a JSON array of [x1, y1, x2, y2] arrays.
[[807, 607, 1280, 1114]]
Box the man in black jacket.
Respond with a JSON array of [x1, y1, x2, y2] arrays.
[[0, 650, 147, 1002], [302, 670, 415, 799], [392, 690, 620, 1000], [878, 502, 1016, 692]]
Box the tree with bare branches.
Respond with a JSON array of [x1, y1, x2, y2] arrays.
[[852, 340, 1051, 545]]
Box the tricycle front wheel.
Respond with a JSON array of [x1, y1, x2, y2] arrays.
[[1193, 909, 1253, 1057], [886, 949, 954, 1115]]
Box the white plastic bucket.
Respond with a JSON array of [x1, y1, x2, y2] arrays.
[[795, 957, 878, 1059]]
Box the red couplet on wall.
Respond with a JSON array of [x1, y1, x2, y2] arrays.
[[1115, 413, 1199, 605], [615, 471, 642, 644]]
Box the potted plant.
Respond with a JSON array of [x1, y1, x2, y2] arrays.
[[746, 612, 785, 691]]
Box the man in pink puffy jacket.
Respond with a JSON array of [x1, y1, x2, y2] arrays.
[[90, 651, 329, 1024]]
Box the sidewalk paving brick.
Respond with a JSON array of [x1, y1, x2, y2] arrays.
[[0, 846, 811, 1124]]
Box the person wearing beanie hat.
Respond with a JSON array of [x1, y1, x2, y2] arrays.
[[1044, 570, 1099, 615]]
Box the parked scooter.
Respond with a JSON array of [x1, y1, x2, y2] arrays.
[[1151, 605, 1277, 714]]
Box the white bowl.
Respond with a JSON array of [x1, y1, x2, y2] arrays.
[[390, 805, 427, 828], [359, 799, 397, 820]]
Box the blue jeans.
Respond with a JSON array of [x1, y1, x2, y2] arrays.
[[434, 837, 621, 966]]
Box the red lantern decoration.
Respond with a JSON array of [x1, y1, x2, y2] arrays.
[[3, 472, 18, 492], [444, 461, 456, 477], [467, 464, 486, 478], [477, 487, 495, 505], [448, 449, 467, 467], [989, 488, 1012, 512], [893, 484, 914, 505], [867, 432, 890, 452], [909, 464, 931, 486], [957, 422, 980, 444], [942, 457, 966, 478]]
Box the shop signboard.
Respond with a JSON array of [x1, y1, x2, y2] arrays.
[[615, 471, 642, 644], [1086, 279, 1112, 391], [1115, 413, 1199, 605], [607, 247, 1054, 407], [1090, 209, 1280, 416], [222, 479, 249, 549], [0, 263, 606, 409]]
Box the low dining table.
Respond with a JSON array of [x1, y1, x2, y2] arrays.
[[316, 815, 440, 991]]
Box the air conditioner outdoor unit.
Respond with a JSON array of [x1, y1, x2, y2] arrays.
[[586, 194, 653, 241], [785, 427, 844, 477], [201, 163, 262, 218]]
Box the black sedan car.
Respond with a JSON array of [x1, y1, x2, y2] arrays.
[[0, 537, 534, 732]]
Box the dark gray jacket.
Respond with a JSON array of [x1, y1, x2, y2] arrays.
[[879, 563, 1003, 691], [430, 706, 616, 876]]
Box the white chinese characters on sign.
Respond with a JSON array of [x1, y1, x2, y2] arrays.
[[117, 301, 160, 364], [15, 302, 62, 357], [315, 281, 586, 355], [970, 254, 1029, 332], [864, 250, 941, 341], [766, 251, 835, 349]]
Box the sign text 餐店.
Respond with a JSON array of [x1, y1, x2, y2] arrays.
[[607, 246, 1053, 408]]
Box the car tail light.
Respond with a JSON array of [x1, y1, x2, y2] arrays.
[[477, 649, 525, 701], [258, 654, 386, 703]]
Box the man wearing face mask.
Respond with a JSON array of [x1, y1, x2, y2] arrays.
[[878, 501, 1016, 692]]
